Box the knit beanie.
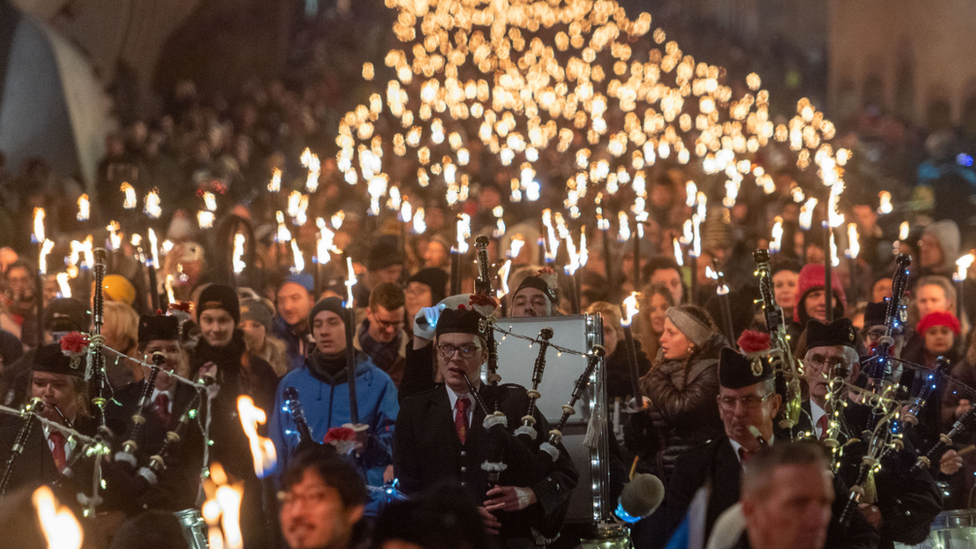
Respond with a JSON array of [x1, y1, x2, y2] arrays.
[[793, 264, 847, 323], [196, 284, 240, 324], [240, 299, 274, 331], [309, 297, 346, 326], [408, 268, 449, 304], [917, 311, 961, 336], [102, 274, 136, 306]]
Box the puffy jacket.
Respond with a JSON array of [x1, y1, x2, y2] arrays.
[[627, 334, 727, 484], [269, 350, 399, 514]]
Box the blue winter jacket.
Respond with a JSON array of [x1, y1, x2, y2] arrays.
[[269, 351, 399, 513]]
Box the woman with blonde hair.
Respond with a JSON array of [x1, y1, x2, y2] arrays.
[[102, 300, 142, 386]]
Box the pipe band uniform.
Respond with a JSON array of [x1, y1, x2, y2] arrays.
[[394, 307, 579, 545], [102, 311, 207, 514], [782, 316, 943, 548], [0, 344, 99, 506]]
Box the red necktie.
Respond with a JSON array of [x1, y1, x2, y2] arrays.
[[738, 447, 753, 465], [817, 415, 829, 441], [49, 431, 66, 472], [154, 393, 171, 424], [455, 397, 470, 444]]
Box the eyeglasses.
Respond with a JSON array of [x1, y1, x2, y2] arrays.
[[373, 318, 405, 330], [717, 393, 773, 410], [436, 344, 482, 359], [278, 490, 330, 507], [864, 328, 887, 341], [805, 355, 852, 372]]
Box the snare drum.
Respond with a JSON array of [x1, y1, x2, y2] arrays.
[[896, 509, 976, 549]]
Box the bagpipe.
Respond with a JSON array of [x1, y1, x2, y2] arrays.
[[752, 249, 803, 431]]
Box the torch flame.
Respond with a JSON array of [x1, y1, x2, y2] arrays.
[[345, 257, 357, 307], [198, 211, 215, 229], [412, 208, 426, 234], [454, 214, 471, 254], [799, 198, 819, 231], [203, 192, 217, 212], [32, 208, 45, 243], [496, 236, 519, 262], [39, 239, 54, 275], [617, 211, 631, 243], [236, 396, 277, 478], [899, 221, 910, 241], [147, 228, 159, 268], [144, 190, 162, 219], [955, 253, 975, 282], [107, 221, 122, 250], [276, 211, 292, 242], [563, 233, 580, 276], [846, 223, 860, 259], [579, 230, 588, 268], [400, 198, 413, 223], [290, 240, 305, 274], [56, 273, 71, 298], [121, 182, 136, 209], [301, 149, 321, 193], [673, 238, 684, 266], [770, 217, 784, 253], [878, 191, 893, 215], [268, 168, 282, 192], [331, 211, 345, 230], [685, 181, 698, 207], [216, 484, 244, 549], [165, 274, 175, 304], [232, 233, 246, 274], [621, 292, 640, 327], [497, 259, 513, 299], [32, 485, 83, 549], [76, 195, 90, 222]]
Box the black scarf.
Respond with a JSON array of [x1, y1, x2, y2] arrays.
[[306, 349, 354, 386]]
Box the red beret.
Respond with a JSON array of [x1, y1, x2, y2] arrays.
[[917, 311, 961, 337]]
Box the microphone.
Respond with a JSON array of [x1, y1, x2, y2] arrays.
[[615, 473, 665, 523]]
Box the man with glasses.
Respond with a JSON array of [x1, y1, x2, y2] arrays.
[[269, 297, 399, 516], [797, 318, 941, 549], [665, 343, 879, 548], [394, 307, 578, 547], [278, 446, 369, 549], [355, 283, 408, 388]]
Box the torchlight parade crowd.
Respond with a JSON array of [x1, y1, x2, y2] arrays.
[[3, 1, 976, 549]]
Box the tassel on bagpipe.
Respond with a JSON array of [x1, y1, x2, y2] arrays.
[[515, 327, 555, 444], [839, 387, 905, 528]]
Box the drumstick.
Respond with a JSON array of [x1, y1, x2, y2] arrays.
[[958, 445, 975, 457]]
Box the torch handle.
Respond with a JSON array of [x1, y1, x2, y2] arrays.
[[344, 308, 359, 425], [623, 326, 643, 407]]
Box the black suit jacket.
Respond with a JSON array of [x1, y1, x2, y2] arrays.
[[394, 383, 578, 541], [104, 379, 205, 512], [667, 436, 880, 549], [778, 398, 942, 549], [0, 412, 97, 508]]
